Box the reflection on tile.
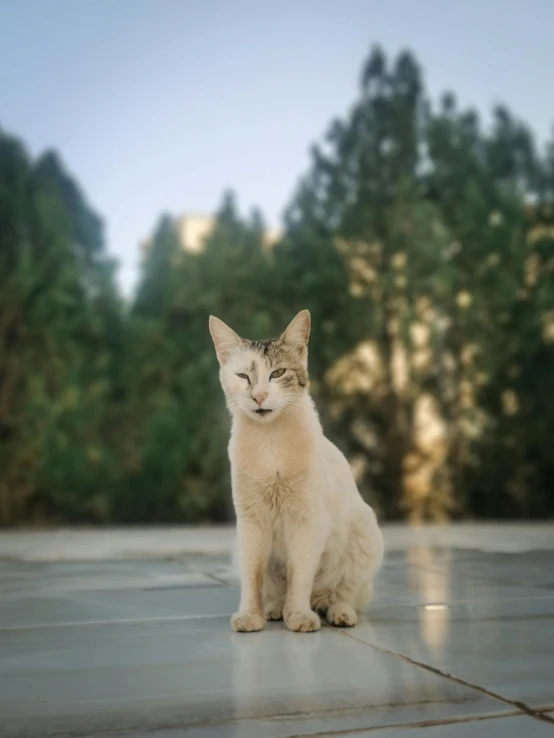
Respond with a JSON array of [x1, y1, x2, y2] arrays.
[[375, 549, 554, 608], [355, 547, 554, 710], [0, 617, 501, 738], [410, 549, 554, 590]]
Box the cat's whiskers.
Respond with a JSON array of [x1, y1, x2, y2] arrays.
[[281, 396, 305, 409], [225, 399, 246, 414]]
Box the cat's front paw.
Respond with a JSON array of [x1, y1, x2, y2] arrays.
[[264, 601, 284, 620], [327, 603, 358, 627], [230, 612, 265, 632], [285, 609, 321, 633]]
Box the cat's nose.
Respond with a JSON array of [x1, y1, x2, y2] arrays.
[[253, 391, 268, 406]]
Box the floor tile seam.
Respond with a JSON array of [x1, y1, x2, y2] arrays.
[[334, 629, 554, 725], [203, 572, 238, 586], [374, 594, 554, 607], [302, 710, 532, 737], [17, 706, 522, 738], [0, 612, 233, 633]]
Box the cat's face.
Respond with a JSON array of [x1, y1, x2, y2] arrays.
[[209, 310, 310, 423]]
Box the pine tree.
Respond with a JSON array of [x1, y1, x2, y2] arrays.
[[0, 128, 122, 523]]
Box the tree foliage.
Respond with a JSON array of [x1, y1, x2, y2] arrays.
[[1, 46, 553, 525]]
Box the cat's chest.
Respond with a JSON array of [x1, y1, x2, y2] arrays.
[[231, 423, 313, 495]]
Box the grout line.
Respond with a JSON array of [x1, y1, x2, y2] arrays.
[[302, 711, 530, 737], [30, 706, 522, 738], [0, 612, 233, 633], [334, 628, 554, 726], [204, 571, 238, 586]]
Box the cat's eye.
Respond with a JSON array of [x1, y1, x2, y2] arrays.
[[270, 368, 286, 380], [236, 373, 250, 384]]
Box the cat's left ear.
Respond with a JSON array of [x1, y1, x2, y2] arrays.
[[280, 309, 311, 348]]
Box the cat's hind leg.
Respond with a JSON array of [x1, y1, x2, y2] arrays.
[[310, 587, 358, 627], [324, 579, 373, 626], [318, 505, 383, 628], [310, 584, 358, 627], [326, 599, 358, 627]]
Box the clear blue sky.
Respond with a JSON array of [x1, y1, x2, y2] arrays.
[[1, 0, 553, 295]]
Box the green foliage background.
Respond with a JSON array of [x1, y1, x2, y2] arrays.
[[1, 47, 553, 525]]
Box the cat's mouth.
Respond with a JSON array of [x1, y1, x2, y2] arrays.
[[254, 408, 273, 416]]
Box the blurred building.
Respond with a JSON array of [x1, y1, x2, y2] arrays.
[[142, 213, 281, 254], [177, 213, 215, 253], [178, 213, 281, 252]]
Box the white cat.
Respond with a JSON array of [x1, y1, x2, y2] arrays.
[[209, 309, 384, 633]]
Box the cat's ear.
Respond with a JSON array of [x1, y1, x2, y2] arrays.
[[280, 309, 311, 348], [209, 316, 243, 365]]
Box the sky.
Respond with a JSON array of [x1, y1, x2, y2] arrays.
[[1, 0, 553, 295]]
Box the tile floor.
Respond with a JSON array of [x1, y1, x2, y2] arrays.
[[0, 530, 553, 737]]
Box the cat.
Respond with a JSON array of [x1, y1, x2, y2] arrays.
[[209, 309, 384, 633]]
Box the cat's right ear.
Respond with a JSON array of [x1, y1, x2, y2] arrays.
[[209, 316, 243, 365]]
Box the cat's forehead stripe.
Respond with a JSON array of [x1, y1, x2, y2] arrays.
[[237, 340, 302, 374], [248, 339, 283, 362], [248, 339, 278, 357]]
